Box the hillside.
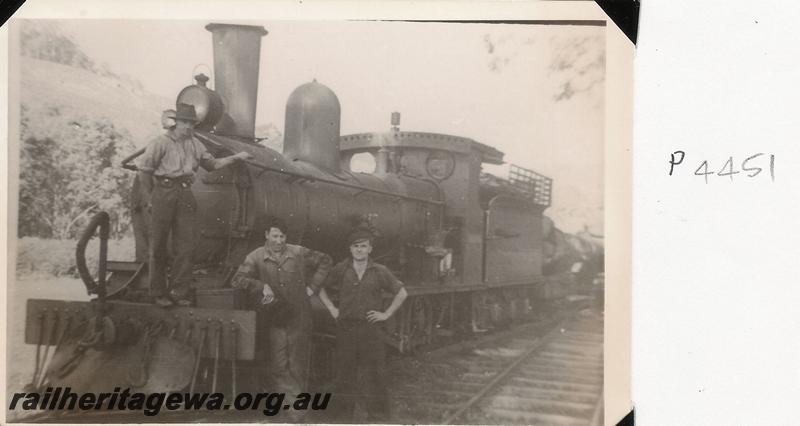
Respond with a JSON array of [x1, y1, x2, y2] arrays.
[[16, 21, 172, 239], [19, 20, 170, 144], [20, 57, 168, 144]]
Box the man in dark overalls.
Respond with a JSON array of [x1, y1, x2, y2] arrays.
[[231, 217, 332, 421], [318, 227, 409, 422], [138, 103, 252, 307]]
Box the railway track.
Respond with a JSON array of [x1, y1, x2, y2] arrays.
[[391, 308, 603, 425], [15, 304, 602, 425]]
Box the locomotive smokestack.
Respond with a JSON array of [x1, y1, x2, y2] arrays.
[[283, 80, 342, 173], [205, 23, 267, 139]]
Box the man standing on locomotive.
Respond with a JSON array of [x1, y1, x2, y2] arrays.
[[231, 217, 332, 421], [131, 109, 177, 262], [318, 227, 408, 422], [138, 103, 252, 307]]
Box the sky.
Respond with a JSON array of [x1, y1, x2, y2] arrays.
[[56, 20, 605, 232]]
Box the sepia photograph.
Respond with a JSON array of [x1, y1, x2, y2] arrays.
[[4, 4, 628, 424]]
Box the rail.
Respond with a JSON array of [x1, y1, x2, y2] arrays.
[[509, 163, 553, 207], [441, 318, 567, 424], [120, 147, 145, 171], [431, 311, 604, 425]]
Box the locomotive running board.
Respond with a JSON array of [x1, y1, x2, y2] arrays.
[[105, 260, 146, 297], [25, 299, 257, 360]]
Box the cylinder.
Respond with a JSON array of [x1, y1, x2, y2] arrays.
[[283, 80, 341, 172], [205, 23, 268, 139]]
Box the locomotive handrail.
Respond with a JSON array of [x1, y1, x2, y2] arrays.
[[241, 159, 445, 206], [124, 143, 443, 204], [192, 131, 443, 205], [75, 211, 110, 299], [121, 147, 146, 171]]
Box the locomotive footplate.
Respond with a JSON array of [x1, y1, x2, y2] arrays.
[[25, 299, 256, 361]]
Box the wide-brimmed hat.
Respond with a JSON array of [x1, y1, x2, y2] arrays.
[[175, 103, 199, 122]]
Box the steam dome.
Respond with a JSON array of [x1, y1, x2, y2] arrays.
[[283, 80, 342, 172]]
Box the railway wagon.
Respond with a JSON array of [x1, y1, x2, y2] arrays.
[[22, 23, 554, 397]]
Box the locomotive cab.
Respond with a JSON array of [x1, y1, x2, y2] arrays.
[[340, 131, 551, 286]]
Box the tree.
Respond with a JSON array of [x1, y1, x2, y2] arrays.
[[549, 34, 605, 102], [18, 104, 137, 239], [483, 29, 605, 103]]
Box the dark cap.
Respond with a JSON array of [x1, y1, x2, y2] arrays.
[[266, 217, 288, 235], [175, 103, 199, 122], [347, 228, 373, 246]]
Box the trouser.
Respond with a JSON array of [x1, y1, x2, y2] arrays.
[[148, 182, 197, 297], [333, 320, 390, 422], [131, 175, 150, 262], [267, 323, 311, 422]]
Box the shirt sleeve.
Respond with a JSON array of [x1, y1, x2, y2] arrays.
[[320, 261, 345, 292], [194, 138, 217, 171], [137, 137, 166, 173], [231, 252, 264, 293], [303, 248, 333, 294], [378, 265, 404, 295]]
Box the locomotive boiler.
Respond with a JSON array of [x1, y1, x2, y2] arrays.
[[22, 23, 559, 399]]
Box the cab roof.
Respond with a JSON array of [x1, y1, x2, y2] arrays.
[[340, 131, 504, 165]]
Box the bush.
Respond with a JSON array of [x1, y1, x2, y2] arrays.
[[18, 105, 136, 240], [15, 237, 135, 278]]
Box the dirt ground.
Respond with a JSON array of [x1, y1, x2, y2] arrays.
[[7, 275, 90, 393]]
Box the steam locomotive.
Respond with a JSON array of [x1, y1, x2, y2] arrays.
[[22, 23, 601, 398]]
